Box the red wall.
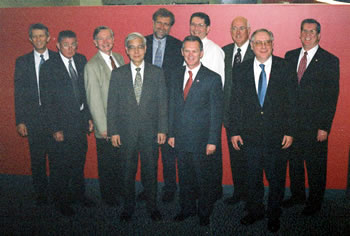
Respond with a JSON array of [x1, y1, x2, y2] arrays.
[[0, 4, 349, 189]]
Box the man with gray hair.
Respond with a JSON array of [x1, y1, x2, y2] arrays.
[[84, 26, 124, 207], [227, 29, 297, 232], [107, 32, 168, 222]]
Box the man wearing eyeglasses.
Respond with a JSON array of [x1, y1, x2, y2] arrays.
[[222, 16, 255, 206], [139, 8, 183, 203], [282, 19, 339, 216], [40, 30, 95, 216], [227, 29, 297, 232], [107, 32, 168, 222]]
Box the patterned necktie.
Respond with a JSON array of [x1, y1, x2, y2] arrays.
[[134, 67, 142, 105], [110, 56, 117, 70], [68, 59, 81, 104], [153, 40, 163, 67], [297, 51, 308, 83], [38, 54, 45, 105], [258, 64, 267, 107], [233, 48, 242, 66], [184, 70, 193, 101]]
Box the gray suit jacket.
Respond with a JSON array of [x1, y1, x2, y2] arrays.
[[107, 62, 168, 148], [84, 51, 124, 138], [222, 43, 254, 127]]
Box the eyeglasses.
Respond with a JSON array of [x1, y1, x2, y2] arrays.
[[301, 29, 318, 35], [231, 26, 248, 32], [253, 40, 272, 47], [190, 23, 207, 28], [61, 43, 77, 49], [127, 45, 145, 50]]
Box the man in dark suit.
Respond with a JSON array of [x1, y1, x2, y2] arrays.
[[168, 35, 223, 226], [142, 8, 183, 203], [107, 32, 168, 222], [228, 29, 297, 232], [84, 26, 124, 206], [40, 30, 95, 216], [282, 19, 339, 216], [14, 23, 54, 206], [222, 16, 254, 206]]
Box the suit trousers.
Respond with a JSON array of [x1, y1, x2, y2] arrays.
[[226, 132, 247, 199], [96, 138, 122, 203], [244, 144, 286, 220], [121, 136, 159, 214], [160, 142, 177, 193], [288, 138, 328, 207], [177, 151, 219, 218], [50, 132, 87, 204]]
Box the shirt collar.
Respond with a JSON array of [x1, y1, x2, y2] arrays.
[[130, 60, 145, 71]]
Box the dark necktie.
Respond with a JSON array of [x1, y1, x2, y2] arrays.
[[184, 71, 193, 101], [154, 40, 163, 67], [134, 67, 142, 105], [39, 54, 45, 71], [233, 48, 242, 66], [258, 64, 267, 107], [297, 51, 308, 83], [68, 59, 81, 104], [38, 54, 45, 105], [110, 56, 117, 70]]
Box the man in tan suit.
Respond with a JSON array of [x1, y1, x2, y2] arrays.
[[84, 26, 124, 206]]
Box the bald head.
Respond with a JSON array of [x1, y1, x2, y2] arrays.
[[230, 16, 251, 47]]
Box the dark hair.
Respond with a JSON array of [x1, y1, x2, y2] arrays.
[[28, 23, 49, 38], [182, 35, 203, 51], [301, 18, 321, 34], [152, 8, 175, 26], [58, 30, 77, 43], [93, 26, 114, 40], [190, 12, 210, 26]]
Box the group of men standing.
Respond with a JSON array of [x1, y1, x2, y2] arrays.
[[14, 7, 339, 233]]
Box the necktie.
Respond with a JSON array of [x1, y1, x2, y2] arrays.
[[297, 51, 308, 83], [153, 40, 163, 67], [134, 68, 142, 105], [68, 59, 81, 104], [110, 56, 117, 70], [258, 64, 267, 107], [184, 71, 193, 101], [39, 54, 45, 71], [38, 54, 45, 105], [233, 48, 242, 66]]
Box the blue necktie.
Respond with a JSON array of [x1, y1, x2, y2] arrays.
[[153, 41, 163, 67], [258, 64, 267, 107]]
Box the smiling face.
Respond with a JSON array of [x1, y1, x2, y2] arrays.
[[153, 16, 172, 39], [29, 29, 50, 54], [251, 31, 273, 63], [182, 40, 203, 69], [94, 29, 114, 55], [190, 16, 210, 40], [57, 37, 77, 59], [300, 23, 320, 51], [230, 17, 250, 47]]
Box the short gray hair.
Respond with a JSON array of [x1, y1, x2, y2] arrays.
[[124, 32, 147, 48], [250, 28, 274, 42]]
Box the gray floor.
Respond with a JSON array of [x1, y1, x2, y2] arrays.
[[0, 174, 349, 235]]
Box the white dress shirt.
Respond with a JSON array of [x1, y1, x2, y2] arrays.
[[183, 63, 201, 90], [232, 40, 250, 66], [130, 60, 145, 84], [253, 56, 272, 94], [297, 44, 319, 72], [99, 50, 120, 71]]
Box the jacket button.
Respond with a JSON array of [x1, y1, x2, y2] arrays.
[[261, 111, 264, 115]]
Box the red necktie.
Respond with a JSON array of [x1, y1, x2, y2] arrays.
[[184, 70, 193, 101], [297, 51, 308, 83], [110, 56, 117, 70]]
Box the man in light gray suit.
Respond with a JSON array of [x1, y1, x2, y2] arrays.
[[107, 32, 168, 222], [84, 26, 124, 206]]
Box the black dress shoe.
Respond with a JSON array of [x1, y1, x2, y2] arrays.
[[173, 212, 196, 222], [281, 197, 305, 208], [150, 210, 162, 222], [57, 203, 75, 217], [223, 196, 241, 205], [199, 216, 210, 226], [137, 191, 147, 201], [120, 211, 132, 222], [302, 205, 321, 216], [267, 219, 280, 232], [162, 191, 175, 203], [240, 214, 264, 225], [79, 196, 96, 208]]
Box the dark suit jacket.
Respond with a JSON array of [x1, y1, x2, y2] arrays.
[[14, 50, 55, 133], [168, 65, 223, 154], [40, 52, 91, 138], [222, 43, 254, 127], [228, 56, 297, 147], [145, 34, 183, 92], [284, 47, 339, 139], [107, 62, 168, 148]]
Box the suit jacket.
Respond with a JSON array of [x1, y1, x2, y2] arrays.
[[145, 34, 183, 92], [84, 51, 124, 138], [14, 49, 55, 133], [40, 52, 91, 138], [228, 56, 297, 147], [168, 65, 223, 154], [107, 62, 168, 148], [222, 43, 254, 127], [284, 47, 339, 139]]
